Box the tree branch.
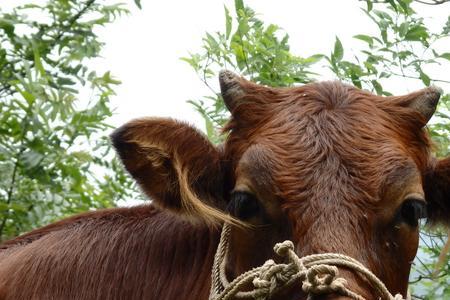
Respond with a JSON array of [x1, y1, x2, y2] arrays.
[[359, 0, 450, 5], [414, 0, 450, 4], [54, 0, 96, 42], [0, 0, 97, 241], [0, 0, 97, 99], [0, 148, 25, 241]]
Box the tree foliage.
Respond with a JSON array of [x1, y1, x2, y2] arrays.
[[0, 0, 138, 241], [183, 0, 450, 298]]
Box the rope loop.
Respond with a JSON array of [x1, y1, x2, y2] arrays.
[[251, 259, 299, 299], [273, 240, 294, 256], [302, 265, 347, 295], [209, 223, 409, 300]]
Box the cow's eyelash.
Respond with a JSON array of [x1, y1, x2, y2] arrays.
[[227, 191, 260, 219]]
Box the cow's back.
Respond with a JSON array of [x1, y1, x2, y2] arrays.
[[0, 205, 219, 300]]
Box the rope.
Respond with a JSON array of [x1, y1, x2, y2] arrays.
[[209, 223, 409, 300]]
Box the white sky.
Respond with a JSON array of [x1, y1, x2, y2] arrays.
[[98, 0, 374, 130], [3, 0, 448, 131], [93, 0, 449, 133]]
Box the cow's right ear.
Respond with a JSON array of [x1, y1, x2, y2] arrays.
[[424, 157, 450, 227], [111, 118, 234, 224]]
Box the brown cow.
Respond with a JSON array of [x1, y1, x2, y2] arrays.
[[0, 71, 449, 300]]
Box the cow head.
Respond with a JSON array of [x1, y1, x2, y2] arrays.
[[112, 71, 449, 299]]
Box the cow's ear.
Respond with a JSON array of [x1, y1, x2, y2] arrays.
[[111, 118, 233, 225], [424, 157, 450, 226]]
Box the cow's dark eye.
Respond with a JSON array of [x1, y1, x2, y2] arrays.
[[400, 198, 427, 227], [227, 191, 260, 220]]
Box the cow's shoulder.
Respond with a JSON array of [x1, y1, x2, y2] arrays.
[[0, 204, 162, 252]]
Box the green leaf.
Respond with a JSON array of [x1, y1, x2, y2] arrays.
[[333, 37, 344, 62], [0, 18, 15, 36], [33, 45, 46, 77], [397, 0, 411, 14], [265, 24, 278, 36], [134, 0, 142, 9], [235, 0, 244, 13], [22, 150, 44, 170], [205, 32, 219, 50], [351, 74, 362, 88], [372, 80, 383, 95], [72, 151, 92, 163], [443, 15, 450, 34], [381, 29, 388, 43], [404, 25, 428, 42], [57, 77, 76, 86], [419, 70, 431, 86], [439, 53, 450, 61], [366, 0, 373, 12], [353, 34, 374, 47], [304, 54, 325, 65], [373, 10, 392, 23], [236, 16, 250, 36], [225, 6, 232, 39], [386, 0, 398, 12], [398, 22, 409, 37], [10, 203, 28, 213], [13, 85, 36, 105]]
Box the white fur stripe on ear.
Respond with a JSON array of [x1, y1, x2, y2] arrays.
[[112, 117, 247, 227], [173, 154, 247, 228]]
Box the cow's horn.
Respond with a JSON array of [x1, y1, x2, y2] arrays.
[[219, 70, 245, 112], [402, 86, 442, 124]]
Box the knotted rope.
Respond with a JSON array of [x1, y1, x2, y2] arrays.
[[209, 223, 409, 300]]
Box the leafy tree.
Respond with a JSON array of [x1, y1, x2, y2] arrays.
[[0, 0, 139, 241], [183, 0, 450, 298], [182, 0, 323, 143]]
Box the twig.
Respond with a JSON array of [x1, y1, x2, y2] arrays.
[[54, 0, 96, 42], [432, 229, 450, 277], [411, 294, 426, 300], [415, 0, 450, 5], [415, 254, 433, 275], [199, 51, 217, 95], [0, 140, 27, 241], [388, 70, 450, 84], [358, 0, 450, 4]]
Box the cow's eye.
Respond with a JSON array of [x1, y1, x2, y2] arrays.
[[227, 191, 260, 220], [400, 198, 427, 227]]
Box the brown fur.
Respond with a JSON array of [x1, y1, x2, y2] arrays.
[[221, 81, 434, 297], [424, 157, 450, 226], [1, 77, 449, 300], [0, 205, 219, 300], [111, 117, 241, 226]]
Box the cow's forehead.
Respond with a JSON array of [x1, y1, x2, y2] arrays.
[[226, 81, 432, 200]]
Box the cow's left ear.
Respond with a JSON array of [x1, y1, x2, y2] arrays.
[[111, 117, 233, 225], [424, 157, 450, 226]]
